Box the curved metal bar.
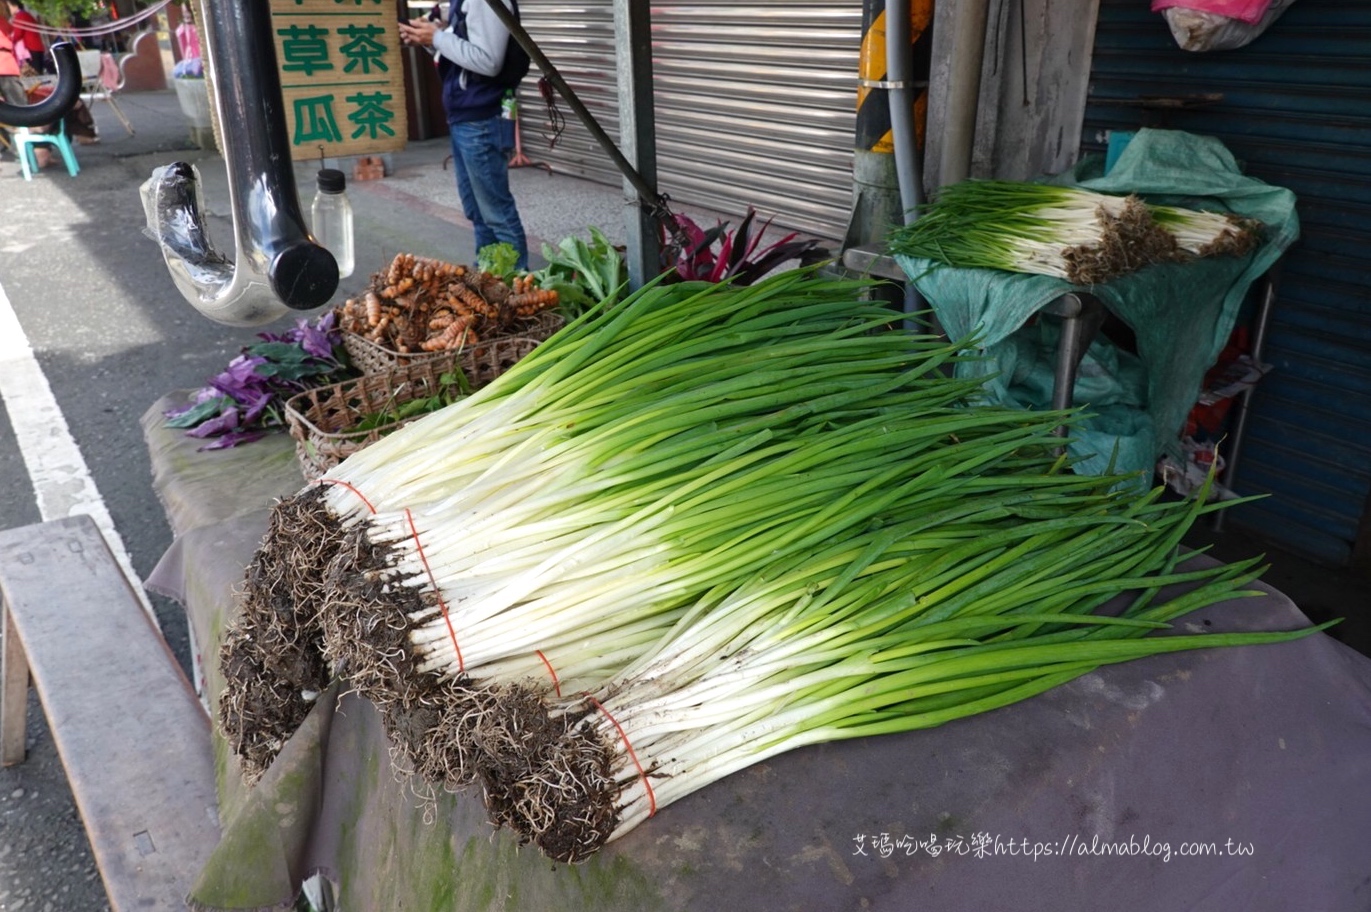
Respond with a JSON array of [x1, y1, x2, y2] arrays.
[[141, 0, 338, 326], [0, 43, 81, 127]]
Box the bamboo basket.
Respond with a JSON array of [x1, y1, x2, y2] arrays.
[[284, 356, 466, 480], [341, 310, 564, 380]]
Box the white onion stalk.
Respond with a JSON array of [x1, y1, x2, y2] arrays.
[[1148, 204, 1261, 257], [889, 179, 1261, 285]]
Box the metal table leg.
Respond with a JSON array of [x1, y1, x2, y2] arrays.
[[1042, 291, 1106, 438]]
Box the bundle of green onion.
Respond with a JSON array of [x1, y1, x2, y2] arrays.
[[888, 179, 1262, 284], [478, 474, 1321, 861], [1150, 202, 1262, 258], [220, 268, 1320, 850]]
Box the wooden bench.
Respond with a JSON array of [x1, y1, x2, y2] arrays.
[[0, 515, 220, 912]]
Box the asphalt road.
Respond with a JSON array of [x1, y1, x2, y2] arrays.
[[1, 94, 239, 912], [0, 90, 484, 912]]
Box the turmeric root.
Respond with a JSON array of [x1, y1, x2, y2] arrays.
[[507, 289, 561, 317], [422, 316, 478, 351]]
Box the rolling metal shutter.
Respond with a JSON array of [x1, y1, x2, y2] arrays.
[[1083, 0, 1371, 566], [518, 1, 863, 240]]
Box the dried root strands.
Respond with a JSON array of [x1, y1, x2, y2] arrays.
[[236, 487, 340, 689], [384, 679, 504, 791], [217, 486, 347, 778], [1060, 196, 1184, 285], [498, 711, 619, 863], [471, 683, 607, 849], [317, 519, 429, 708], [219, 626, 317, 784]]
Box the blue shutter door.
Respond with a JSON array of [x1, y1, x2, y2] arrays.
[[1083, 0, 1371, 567]]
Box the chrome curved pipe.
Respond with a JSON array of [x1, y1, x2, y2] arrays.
[[141, 0, 338, 326], [0, 43, 81, 126]]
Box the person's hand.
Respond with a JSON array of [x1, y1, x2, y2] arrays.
[[398, 18, 440, 48]]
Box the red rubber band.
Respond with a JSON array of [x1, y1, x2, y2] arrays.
[[405, 508, 463, 673], [585, 694, 655, 817], [316, 478, 377, 514], [535, 650, 561, 696]]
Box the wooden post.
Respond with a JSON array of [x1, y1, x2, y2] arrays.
[[1, 596, 31, 767]]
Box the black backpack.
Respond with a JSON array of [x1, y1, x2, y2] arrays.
[[453, 0, 531, 90]]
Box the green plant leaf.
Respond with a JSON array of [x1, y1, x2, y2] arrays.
[[164, 396, 233, 429], [478, 243, 521, 280], [24, 0, 103, 27]]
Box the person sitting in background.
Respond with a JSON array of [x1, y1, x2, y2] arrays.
[[27, 79, 97, 143], [0, 0, 27, 152], [9, 0, 46, 73]]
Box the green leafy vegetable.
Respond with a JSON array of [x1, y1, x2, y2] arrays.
[[533, 227, 627, 317], [887, 179, 1262, 285], [477, 242, 522, 281]]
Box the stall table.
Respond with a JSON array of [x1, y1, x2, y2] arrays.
[[141, 397, 1371, 912]]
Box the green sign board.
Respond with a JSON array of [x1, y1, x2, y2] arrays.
[[270, 0, 408, 159]]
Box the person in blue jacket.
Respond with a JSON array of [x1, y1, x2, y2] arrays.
[[400, 1, 528, 269]]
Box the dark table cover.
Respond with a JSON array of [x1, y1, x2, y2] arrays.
[[142, 397, 1371, 912]]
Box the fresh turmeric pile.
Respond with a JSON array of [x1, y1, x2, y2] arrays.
[[337, 253, 560, 353]]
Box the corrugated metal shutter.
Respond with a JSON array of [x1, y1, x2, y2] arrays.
[[1083, 0, 1371, 566], [518, 1, 862, 240]]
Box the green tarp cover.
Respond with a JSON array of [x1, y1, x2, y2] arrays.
[[895, 128, 1299, 480]]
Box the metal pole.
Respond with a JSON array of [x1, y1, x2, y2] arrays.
[[142, 0, 338, 326], [885, 0, 930, 320], [614, 0, 662, 289], [885, 0, 925, 220], [1213, 263, 1281, 531]]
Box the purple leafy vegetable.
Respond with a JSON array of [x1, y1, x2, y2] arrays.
[[165, 313, 355, 450], [659, 207, 826, 285]]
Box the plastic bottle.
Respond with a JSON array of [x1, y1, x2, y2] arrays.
[[311, 168, 354, 279]]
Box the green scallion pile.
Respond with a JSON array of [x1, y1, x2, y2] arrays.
[[888, 179, 1262, 284], [220, 267, 1321, 859]]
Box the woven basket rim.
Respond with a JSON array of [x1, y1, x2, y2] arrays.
[[283, 359, 464, 444], [339, 309, 564, 363]]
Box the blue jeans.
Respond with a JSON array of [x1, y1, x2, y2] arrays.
[[448, 116, 528, 269]]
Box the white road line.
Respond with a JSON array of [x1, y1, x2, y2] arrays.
[[0, 281, 158, 624]]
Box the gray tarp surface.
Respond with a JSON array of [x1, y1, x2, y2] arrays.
[[142, 396, 1371, 912]]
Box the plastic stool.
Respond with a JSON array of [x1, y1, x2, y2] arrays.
[[14, 122, 80, 180]]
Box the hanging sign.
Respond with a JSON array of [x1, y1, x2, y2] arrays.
[[268, 0, 408, 159]]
